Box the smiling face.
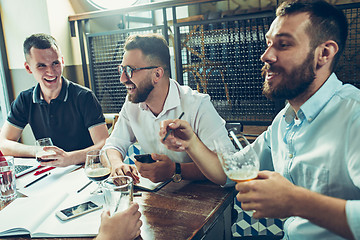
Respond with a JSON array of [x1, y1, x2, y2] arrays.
[[120, 49, 155, 103], [261, 13, 316, 101], [24, 46, 64, 96]]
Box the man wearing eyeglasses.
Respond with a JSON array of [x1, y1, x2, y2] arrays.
[[103, 33, 233, 184]]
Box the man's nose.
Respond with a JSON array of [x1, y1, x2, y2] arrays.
[[120, 70, 129, 83], [260, 46, 277, 64]]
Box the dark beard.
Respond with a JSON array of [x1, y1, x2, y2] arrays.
[[128, 77, 154, 103], [262, 51, 316, 101]]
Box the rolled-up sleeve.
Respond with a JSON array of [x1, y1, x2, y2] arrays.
[[346, 200, 360, 240], [103, 106, 135, 159]]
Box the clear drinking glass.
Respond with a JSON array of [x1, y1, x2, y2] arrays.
[[103, 176, 133, 216], [0, 156, 17, 201], [214, 126, 259, 182], [84, 150, 112, 194], [35, 137, 56, 162]]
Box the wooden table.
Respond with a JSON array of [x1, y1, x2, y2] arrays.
[[1, 180, 235, 240]]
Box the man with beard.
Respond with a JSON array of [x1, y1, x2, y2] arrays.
[[103, 34, 232, 184], [159, 1, 360, 239], [0, 33, 108, 167]]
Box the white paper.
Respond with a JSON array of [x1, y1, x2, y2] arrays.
[[0, 168, 104, 237], [0, 190, 68, 236], [33, 192, 103, 237], [135, 174, 170, 191], [17, 164, 82, 196]]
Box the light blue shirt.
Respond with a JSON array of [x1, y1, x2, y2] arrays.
[[253, 73, 360, 240]]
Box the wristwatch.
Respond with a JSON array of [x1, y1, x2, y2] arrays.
[[172, 162, 182, 183]]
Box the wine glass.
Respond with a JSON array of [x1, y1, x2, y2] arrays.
[[214, 127, 259, 183], [84, 150, 112, 194]]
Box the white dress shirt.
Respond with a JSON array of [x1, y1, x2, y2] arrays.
[[104, 79, 231, 164]]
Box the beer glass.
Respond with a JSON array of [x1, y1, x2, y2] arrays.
[[35, 137, 56, 162], [214, 127, 259, 182], [84, 150, 112, 194]]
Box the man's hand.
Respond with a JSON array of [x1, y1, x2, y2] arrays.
[[134, 153, 175, 183], [159, 119, 196, 152], [235, 171, 297, 219], [96, 203, 142, 240], [37, 146, 74, 167], [111, 161, 140, 184]]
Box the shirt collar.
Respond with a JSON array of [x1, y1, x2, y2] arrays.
[[32, 77, 69, 103], [139, 79, 180, 117], [284, 73, 342, 123]]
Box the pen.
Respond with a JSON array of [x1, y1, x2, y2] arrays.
[[77, 181, 93, 193], [163, 112, 185, 141], [24, 173, 50, 188], [34, 166, 55, 176]]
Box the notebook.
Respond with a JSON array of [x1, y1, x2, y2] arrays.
[[135, 175, 171, 192]]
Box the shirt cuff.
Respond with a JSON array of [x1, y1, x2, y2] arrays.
[[346, 200, 360, 240]]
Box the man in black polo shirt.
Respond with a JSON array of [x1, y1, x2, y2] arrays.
[[0, 33, 108, 167]]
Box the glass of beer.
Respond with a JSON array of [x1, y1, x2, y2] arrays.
[[35, 137, 56, 162], [84, 150, 112, 194], [214, 127, 259, 182]]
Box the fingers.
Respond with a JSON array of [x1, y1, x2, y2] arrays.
[[128, 203, 142, 237], [159, 120, 173, 138], [101, 210, 111, 219], [256, 170, 272, 179], [43, 146, 62, 153], [112, 164, 139, 183], [151, 153, 169, 162], [159, 120, 183, 140], [161, 138, 186, 152], [128, 202, 140, 214], [235, 181, 252, 193], [99, 210, 111, 228], [160, 119, 180, 131], [134, 218, 143, 238]]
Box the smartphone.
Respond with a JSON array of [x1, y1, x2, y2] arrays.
[[55, 201, 102, 221], [134, 154, 155, 164]]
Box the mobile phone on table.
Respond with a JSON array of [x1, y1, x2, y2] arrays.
[[134, 154, 155, 164], [55, 201, 102, 221]]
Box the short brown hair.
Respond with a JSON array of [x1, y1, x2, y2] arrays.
[[23, 33, 60, 60], [124, 34, 170, 77], [276, 0, 348, 71]]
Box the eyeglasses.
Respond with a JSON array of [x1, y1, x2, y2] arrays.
[[118, 65, 159, 79]]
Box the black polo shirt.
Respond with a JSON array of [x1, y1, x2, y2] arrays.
[[7, 77, 105, 152]]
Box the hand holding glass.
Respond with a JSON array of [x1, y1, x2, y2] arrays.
[[214, 128, 259, 182], [84, 150, 111, 194], [35, 137, 56, 162]]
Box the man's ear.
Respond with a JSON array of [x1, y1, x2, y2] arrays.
[[24, 62, 32, 74], [153, 67, 164, 83], [316, 40, 338, 68]]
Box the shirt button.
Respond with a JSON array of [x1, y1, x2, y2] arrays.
[[288, 153, 294, 158]]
